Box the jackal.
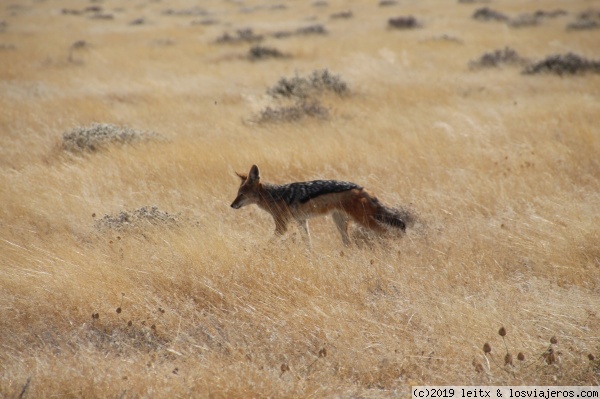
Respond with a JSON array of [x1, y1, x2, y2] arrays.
[[230, 165, 409, 246]]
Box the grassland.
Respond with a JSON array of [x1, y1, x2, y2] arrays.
[[1, 0, 599, 397]]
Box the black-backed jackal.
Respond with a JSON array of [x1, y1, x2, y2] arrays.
[[231, 165, 410, 246]]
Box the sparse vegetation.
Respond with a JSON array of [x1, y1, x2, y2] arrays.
[[1, 0, 599, 397]]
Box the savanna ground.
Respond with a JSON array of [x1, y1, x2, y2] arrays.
[[1, 0, 600, 397]]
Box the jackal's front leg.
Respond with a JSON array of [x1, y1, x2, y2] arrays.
[[268, 217, 289, 244], [297, 219, 312, 248]]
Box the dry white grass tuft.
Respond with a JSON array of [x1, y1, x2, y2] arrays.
[[1, 0, 599, 396]]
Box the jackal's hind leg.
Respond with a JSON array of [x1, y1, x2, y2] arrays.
[[332, 212, 351, 246]]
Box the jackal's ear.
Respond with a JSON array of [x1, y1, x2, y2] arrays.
[[248, 164, 260, 183]]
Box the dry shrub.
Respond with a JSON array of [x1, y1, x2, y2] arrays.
[[266, 69, 349, 100], [161, 7, 208, 17], [215, 29, 263, 44], [469, 47, 528, 69], [330, 11, 353, 20], [523, 53, 600, 75], [256, 69, 349, 123], [272, 24, 328, 39], [95, 206, 179, 231], [62, 123, 159, 152], [248, 45, 289, 61], [388, 16, 421, 29], [567, 10, 600, 31], [472, 7, 509, 22], [257, 100, 329, 123], [509, 9, 567, 28]]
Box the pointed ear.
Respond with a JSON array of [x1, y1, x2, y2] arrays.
[[248, 164, 260, 183], [235, 171, 247, 182]]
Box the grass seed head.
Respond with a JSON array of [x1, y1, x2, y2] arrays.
[[504, 353, 513, 366], [550, 336, 558, 344], [518, 352, 525, 361], [483, 342, 491, 353], [588, 354, 595, 361], [498, 327, 507, 337]]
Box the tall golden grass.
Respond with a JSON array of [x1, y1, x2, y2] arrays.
[[1, 0, 599, 397]]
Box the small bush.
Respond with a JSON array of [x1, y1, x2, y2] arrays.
[[267, 69, 349, 100], [95, 206, 179, 231], [257, 101, 329, 123], [523, 53, 600, 75], [161, 7, 208, 17], [469, 47, 528, 69], [508, 14, 540, 28], [215, 29, 263, 44], [388, 16, 420, 29], [330, 11, 353, 20], [62, 123, 158, 152], [248, 45, 288, 61], [567, 10, 600, 31], [508, 9, 567, 28], [296, 24, 328, 36], [473, 7, 509, 22], [271, 24, 328, 39], [567, 18, 600, 30]]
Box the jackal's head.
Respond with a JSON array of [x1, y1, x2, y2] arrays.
[[231, 164, 261, 209]]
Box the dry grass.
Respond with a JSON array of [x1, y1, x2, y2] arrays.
[[1, 0, 599, 397]]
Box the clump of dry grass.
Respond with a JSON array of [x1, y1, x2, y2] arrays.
[[62, 123, 160, 152]]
